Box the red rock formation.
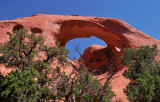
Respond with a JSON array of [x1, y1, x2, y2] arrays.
[[0, 14, 160, 101]]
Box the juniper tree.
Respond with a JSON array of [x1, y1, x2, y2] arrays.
[[0, 29, 69, 102], [56, 67, 115, 102], [121, 45, 160, 102]]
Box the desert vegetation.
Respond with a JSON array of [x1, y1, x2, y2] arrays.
[[0, 29, 115, 102], [121, 45, 160, 102]]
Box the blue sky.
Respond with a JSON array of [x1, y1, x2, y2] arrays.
[[0, 0, 160, 59]]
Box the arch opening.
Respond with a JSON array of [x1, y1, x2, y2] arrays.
[[65, 36, 119, 75], [65, 36, 107, 60]]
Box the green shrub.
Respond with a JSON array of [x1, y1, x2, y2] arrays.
[[121, 45, 160, 102]]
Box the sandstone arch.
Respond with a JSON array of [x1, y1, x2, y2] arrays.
[[0, 14, 160, 101], [57, 20, 129, 48], [56, 20, 130, 72]]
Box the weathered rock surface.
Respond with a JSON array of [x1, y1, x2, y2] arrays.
[[0, 14, 160, 102]]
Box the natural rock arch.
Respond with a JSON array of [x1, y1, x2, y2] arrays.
[[57, 20, 129, 48], [56, 20, 130, 72]]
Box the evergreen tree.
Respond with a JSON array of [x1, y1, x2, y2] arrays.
[[121, 45, 160, 102], [0, 29, 68, 102], [56, 67, 115, 102], [0, 67, 56, 102]]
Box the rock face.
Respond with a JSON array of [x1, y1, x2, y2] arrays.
[[0, 14, 160, 102]]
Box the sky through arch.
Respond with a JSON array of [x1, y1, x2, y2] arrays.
[[65, 36, 107, 60]]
